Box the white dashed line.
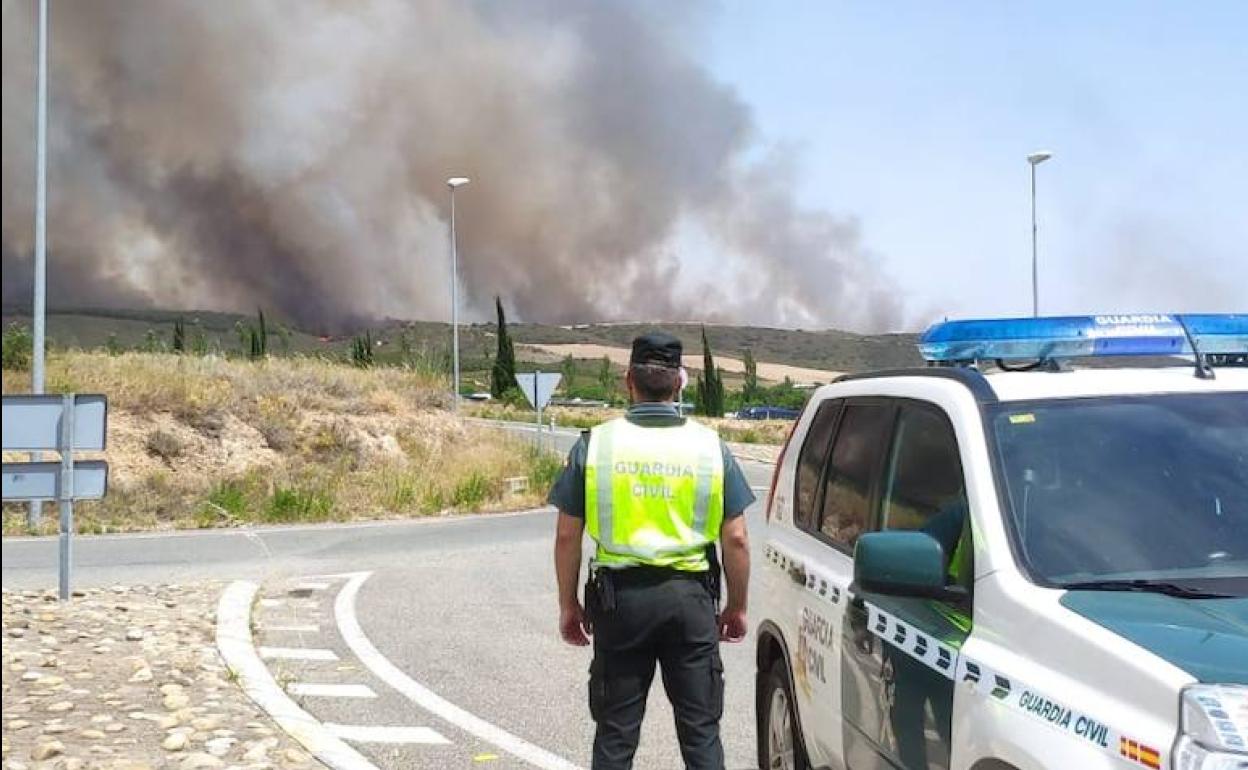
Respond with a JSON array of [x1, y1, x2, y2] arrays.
[[326, 724, 451, 745], [259, 647, 339, 662], [334, 572, 584, 770], [288, 683, 377, 699]]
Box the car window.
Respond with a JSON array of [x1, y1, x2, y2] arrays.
[[881, 404, 971, 584], [794, 399, 842, 530], [818, 403, 893, 550], [882, 405, 966, 531]]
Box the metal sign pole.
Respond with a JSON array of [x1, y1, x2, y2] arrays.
[[534, 372, 544, 453], [58, 394, 74, 601]]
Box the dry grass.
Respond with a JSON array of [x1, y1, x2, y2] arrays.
[[2, 352, 560, 535]]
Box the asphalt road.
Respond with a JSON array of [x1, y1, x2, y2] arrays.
[[1, 422, 774, 770]]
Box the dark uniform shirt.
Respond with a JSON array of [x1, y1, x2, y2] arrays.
[[547, 403, 756, 520]]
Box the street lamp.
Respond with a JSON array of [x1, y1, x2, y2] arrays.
[[447, 177, 470, 412], [29, 0, 49, 527], [1027, 151, 1053, 317]]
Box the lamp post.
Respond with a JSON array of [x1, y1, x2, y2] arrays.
[[29, 0, 49, 527], [1027, 151, 1053, 317], [447, 177, 470, 411]]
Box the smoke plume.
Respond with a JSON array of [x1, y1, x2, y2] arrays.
[[2, 0, 904, 331]]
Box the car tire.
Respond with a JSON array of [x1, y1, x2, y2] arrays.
[[759, 660, 809, 770]]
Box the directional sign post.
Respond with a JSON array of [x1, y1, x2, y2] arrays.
[[514, 372, 561, 451], [2, 393, 109, 601]]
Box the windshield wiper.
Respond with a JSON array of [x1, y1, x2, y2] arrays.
[[1061, 579, 1234, 599]]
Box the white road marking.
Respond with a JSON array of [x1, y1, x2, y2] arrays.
[[326, 724, 450, 745], [265, 624, 320, 633], [259, 647, 339, 662], [259, 599, 283, 608], [334, 572, 584, 770], [288, 683, 377, 699], [294, 582, 332, 591], [215, 582, 377, 770]]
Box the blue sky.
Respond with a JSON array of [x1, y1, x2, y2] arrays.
[[701, 1, 1247, 325]]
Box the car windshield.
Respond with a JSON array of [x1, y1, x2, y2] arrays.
[[989, 392, 1248, 588]]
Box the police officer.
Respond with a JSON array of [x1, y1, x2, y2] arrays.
[[549, 331, 755, 770]]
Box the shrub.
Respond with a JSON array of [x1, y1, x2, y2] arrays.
[[265, 484, 334, 523], [145, 429, 186, 461], [1, 323, 32, 370]]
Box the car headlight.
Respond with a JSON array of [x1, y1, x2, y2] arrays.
[[1174, 684, 1248, 770]]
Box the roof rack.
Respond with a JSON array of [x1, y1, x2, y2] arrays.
[[835, 367, 999, 403], [919, 314, 1248, 379]]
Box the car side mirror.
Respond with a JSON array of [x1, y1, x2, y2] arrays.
[[853, 531, 965, 601]]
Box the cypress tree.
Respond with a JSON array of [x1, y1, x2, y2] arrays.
[[696, 327, 725, 417], [490, 296, 517, 398]]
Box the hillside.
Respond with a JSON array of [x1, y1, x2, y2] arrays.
[[1, 351, 558, 535], [2, 307, 924, 374]]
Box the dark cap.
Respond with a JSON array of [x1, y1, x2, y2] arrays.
[[630, 331, 683, 369]]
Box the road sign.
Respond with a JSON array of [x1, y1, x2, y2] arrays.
[[2, 394, 107, 451], [515, 372, 561, 411], [2, 461, 109, 500], [2, 393, 109, 601]]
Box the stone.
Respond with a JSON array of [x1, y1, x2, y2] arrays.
[[8, 721, 31, 731], [44, 702, 74, 714], [159, 684, 185, 696], [162, 734, 189, 752], [124, 629, 143, 642], [163, 694, 191, 711], [29, 743, 63, 762], [127, 669, 152, 684], [190, 717, 221, 733], [242, 745, 268, 764], [62, 759, 84, 770], [179, 754, 224, 770], [281, 749, 308, 764], [204, 738, 234, 757], [78, 730, 105, 740], [157, 715, 180, 730], [103, 724, 125, 734], [38, 677, 64, 687], [41, 724, 71, 735]]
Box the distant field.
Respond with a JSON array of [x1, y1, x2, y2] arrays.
[[522, 342, 840, 384]]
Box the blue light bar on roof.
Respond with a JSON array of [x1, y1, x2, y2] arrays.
[[919, 314, 1248, 362]]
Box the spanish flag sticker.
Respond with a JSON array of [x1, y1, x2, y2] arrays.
[[1119, 737, 1161, 769]]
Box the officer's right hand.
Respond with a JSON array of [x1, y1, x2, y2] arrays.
[[560, 602, 592, 646], [718, 606, 748, 643]]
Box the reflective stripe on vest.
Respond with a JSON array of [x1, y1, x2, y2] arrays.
[[585, 417, 725, 571]]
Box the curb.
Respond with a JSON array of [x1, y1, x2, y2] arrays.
[[215, 580, 378, 770]]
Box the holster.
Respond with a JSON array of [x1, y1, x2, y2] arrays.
[[585, 566, 616, 617], [705, 543, 723, 607]]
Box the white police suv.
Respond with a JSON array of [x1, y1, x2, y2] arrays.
[[754, 314, 1248, 770]]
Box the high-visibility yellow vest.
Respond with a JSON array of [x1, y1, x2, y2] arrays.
[[585, 417, 725, 571]]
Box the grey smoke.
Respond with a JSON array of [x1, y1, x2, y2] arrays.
[[1, 0, 905, 332]]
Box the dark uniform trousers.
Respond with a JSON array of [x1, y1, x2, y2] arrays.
[[588, 569, 725, 770]]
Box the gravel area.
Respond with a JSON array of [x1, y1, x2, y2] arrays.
[[2, 585, 319, 770]]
